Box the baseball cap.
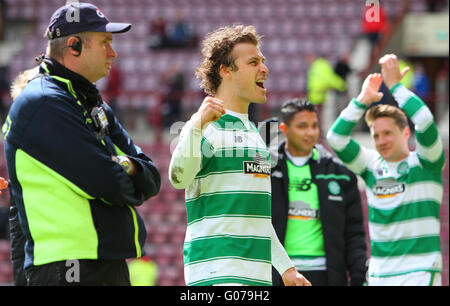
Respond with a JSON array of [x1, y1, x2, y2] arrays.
[[47, 2, 131, 39]]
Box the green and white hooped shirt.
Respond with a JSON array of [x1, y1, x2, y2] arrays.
[[327, 84, 445, 278], [169, 110, 294, 286]]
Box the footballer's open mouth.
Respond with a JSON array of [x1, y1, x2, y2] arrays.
[[256, 80, 265, 89]]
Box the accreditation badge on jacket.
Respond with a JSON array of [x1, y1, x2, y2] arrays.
[[91, 106, 109, 139]]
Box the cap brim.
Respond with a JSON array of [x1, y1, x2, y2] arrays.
[[105, 22, 132, 33], [89, 22, 132, 35]]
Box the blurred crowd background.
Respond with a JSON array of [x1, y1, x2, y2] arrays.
[[0, 0, 448, 286]]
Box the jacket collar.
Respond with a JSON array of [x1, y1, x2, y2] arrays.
[[271, 139, 338, 169], [40, 57, 102, 109], [273, 140, 319, 163]]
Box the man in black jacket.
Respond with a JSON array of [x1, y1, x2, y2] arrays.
[[270, 99, 367, 286], [3, 2, 160, 285]]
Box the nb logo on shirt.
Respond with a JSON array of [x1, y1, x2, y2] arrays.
[[290, 178, 312, 191]]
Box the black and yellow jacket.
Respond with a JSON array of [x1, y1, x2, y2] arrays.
[[3, 58, 160, 269]]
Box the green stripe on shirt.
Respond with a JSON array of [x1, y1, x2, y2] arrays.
[[335, 139, 361, 163], [371, 236, 441, 258], [186, 192, 271, 224], [329, 118, 357, 136], [416, 124, 439, 148], [184, 235, 272, 265], [369, 201, 441, 224]]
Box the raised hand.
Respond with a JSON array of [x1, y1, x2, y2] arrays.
[[378, 54, 410, 89], [191, 96, 226, 130], [356, 73, 384, 107]]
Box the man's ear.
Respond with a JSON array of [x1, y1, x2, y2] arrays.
[[67, 36, 81, 57], [219, 64, 231, 78], [404, 125, 411, 140], [280, 122, 287, 136]]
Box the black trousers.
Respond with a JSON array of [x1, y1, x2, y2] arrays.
[[24, 259, 131, 286]]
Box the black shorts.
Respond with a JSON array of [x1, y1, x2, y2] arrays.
[[24, 259, 131, 286]]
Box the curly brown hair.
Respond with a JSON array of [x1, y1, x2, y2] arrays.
[[195, 25, 261, 96]]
